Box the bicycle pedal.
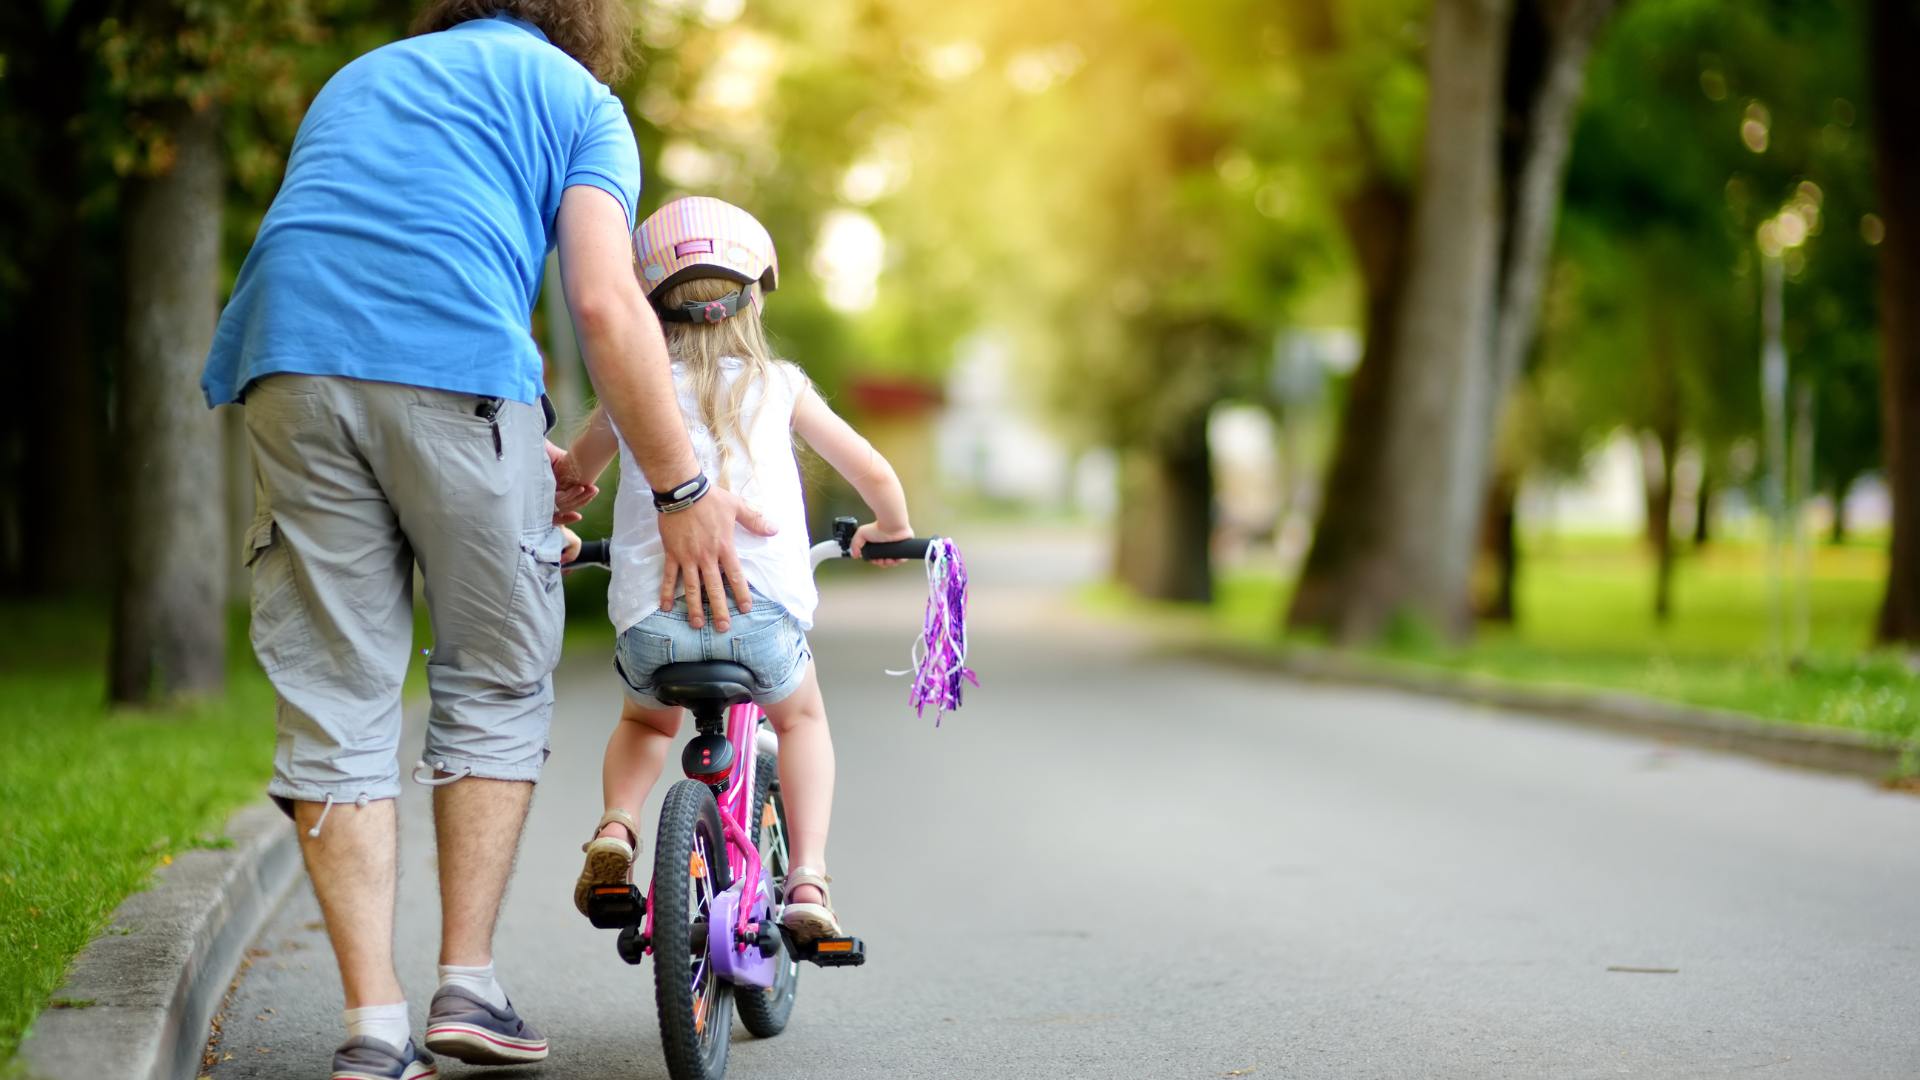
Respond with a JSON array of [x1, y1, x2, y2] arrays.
[[795, 935, 866, 967], [586, 883, 645, 930]]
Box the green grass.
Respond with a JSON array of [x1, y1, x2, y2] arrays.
[[0, 605, 278, 1064], [1102, 534, 1920, 754]]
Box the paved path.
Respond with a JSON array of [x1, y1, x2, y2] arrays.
[[205, 533, 1920, 1079]]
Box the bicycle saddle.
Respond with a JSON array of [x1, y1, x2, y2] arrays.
[[653, 661, 756, 707]]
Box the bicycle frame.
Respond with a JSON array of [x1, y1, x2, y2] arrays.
[[639, 538, 852, 986]]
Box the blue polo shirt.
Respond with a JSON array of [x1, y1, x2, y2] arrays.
[[202, 14, 640, 407]]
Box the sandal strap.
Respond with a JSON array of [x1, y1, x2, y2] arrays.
[[784, 865, 832, 906], [588, 808, 640, 849]]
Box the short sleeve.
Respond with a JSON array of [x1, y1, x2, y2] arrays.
[[779, 361, 810, 404], [565, 91, 641, 230]]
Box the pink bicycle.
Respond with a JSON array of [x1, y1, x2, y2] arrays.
[[573, 518, 969, 1080]]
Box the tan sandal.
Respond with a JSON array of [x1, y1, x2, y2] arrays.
[[779, 866, 843, 942], [573, 808, 640, 917]]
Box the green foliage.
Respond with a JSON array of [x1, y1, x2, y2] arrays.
[[1540, 0, 1881, 492]]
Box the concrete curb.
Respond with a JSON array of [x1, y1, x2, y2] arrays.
[[1188, 640, 1915, 781], [15, 800, 301, 1080]]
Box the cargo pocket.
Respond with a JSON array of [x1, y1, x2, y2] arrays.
[[245, 516, 312, 675], [728, 614, 804, 693], [491, 526, 567, 687]]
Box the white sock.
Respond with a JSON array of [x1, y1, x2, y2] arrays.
[[343, 1001, 410, 1050], [438, 961, 508, 1010]]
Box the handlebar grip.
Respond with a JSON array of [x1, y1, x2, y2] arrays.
[[858, 538, 933, 562], [574, 539, 612, 567]]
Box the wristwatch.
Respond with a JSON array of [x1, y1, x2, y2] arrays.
[[653, 472, 711, 514]]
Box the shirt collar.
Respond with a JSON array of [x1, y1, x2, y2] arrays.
[[491, 12, 549, 43]]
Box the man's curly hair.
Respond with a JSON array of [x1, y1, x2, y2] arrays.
[[413, 1, 635, 85]]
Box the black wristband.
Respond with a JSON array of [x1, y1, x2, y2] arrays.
[[653, 472, 711, 514]]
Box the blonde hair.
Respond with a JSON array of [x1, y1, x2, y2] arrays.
[[658, 277, 792, 489]]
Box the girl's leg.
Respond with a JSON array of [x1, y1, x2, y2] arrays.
[[599, 699, 683, 843], [761, 663, 833, 906]]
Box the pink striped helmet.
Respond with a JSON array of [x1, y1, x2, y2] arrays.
[[633, 196, 778, 323]]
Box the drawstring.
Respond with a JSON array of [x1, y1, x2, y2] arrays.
[[413, 759, 474, 787], [307, 792, 371, 838]]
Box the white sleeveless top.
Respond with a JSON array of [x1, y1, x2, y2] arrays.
[[608, 358, 817, 633]]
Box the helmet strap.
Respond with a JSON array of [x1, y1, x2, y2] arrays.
[[657, 287, 752, 324]]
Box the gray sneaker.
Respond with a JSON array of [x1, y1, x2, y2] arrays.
[[330, 1036, 436, 1080], [424, 985, 551, 1065]]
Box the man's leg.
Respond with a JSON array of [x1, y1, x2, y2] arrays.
[[433, 777, 533, 967], [295, 798, 404, 1007], [243, 375, 422, 1069], [369, 385, 560, 1063]]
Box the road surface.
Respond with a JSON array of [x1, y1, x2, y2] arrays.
[[203, 531, 1920, 1079]]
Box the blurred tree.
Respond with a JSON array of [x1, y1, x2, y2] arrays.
[[1280, 0, 1422, 634], [0, 0, 112, 597], [1872, 0, 1920, 643], [1476, 0, 1619, 622], [1289, 0, 1619, 641], [1288, 0, 1519, 643], [1538, 0, 1877, 623], [98, 0, 345, 702]]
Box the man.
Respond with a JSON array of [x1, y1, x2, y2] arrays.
[[199, 4, 765, 1077]]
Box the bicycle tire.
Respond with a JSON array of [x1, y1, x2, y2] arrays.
[[653, 779, 734, 1080], [735, 750, 800, 1037]]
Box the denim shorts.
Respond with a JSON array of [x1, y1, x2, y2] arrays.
[[614, 587, 812, 709]]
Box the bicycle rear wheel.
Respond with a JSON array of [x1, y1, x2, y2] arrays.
[[735, 750, 800, 1037], [653, 779, 734, 1080]]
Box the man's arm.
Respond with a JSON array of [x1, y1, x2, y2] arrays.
[[554, 185, 774, 630]]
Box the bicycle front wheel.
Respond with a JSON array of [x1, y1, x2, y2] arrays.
[[652, 779, 734, 1080]]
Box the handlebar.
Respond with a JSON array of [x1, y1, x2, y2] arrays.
[[575, 538, 612, 567], [853, 538, 932, 562], [566, 518, 936, 571]]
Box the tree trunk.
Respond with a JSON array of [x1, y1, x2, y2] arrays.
[[1475, 465, 1521, 622], [1487, 0, 1619, 421], [1113, 412, 1214, 604], [1641, 425, 1679, 623], [1286, 179, 1411, 634], [1872, 0, 1920, 644], [110, 103, 229, 703], [1335, 0, 1514, 643], [1693, 461, 1714, 548], [1830, 474, 1853, 546]]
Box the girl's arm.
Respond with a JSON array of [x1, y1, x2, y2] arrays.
[[791, 384, 913, 562], [566, 404, 620, 484], [549, 405, 619, 521]]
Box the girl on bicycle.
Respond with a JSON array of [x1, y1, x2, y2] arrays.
[[560, 196, 912, 943]]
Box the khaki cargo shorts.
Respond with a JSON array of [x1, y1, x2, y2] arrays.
[[243, 374, 565, 812]]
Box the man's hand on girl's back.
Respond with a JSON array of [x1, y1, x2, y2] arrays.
[[657, 488, 776, 632]]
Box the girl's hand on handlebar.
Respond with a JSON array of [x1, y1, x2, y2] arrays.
[[851, 521, 914, 566], [559, 525, 584, 568]]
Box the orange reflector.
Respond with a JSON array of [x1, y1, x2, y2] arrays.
[[762, 803, 776, 829], [816, 940, 853, 952], [689, 852, 707, 879], [593, 886, 627, 895]]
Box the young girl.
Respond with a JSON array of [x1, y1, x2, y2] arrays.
[[562, 196, 912, 942]]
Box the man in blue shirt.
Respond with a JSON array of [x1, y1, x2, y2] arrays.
[[203, 5, 772, 1076]]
